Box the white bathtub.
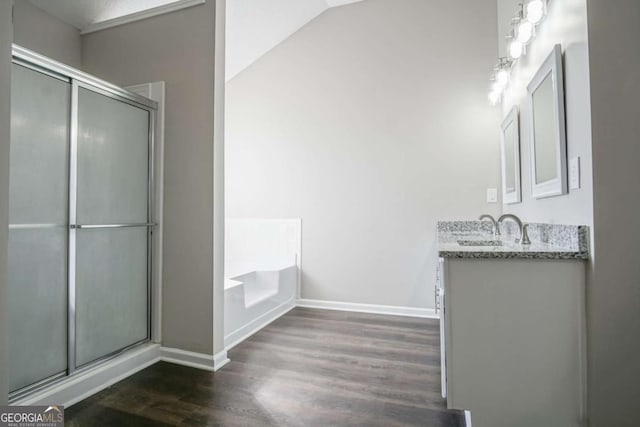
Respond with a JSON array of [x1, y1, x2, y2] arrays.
[[224, 265, 297, 349], [224, 219, 301, 349]]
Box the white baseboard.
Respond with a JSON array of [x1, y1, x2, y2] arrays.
[[13, 343, 161, 408], [12, 344, 229, 409], [296, 299, 437, 319], [213, 350, 230, 371], [224, 298, 296, 350], [161, 347, 210, 371], [159, 347, 230, 372]]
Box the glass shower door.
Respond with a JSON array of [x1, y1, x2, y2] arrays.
[[73, 85, 151, 368], [8, 65, 70, 392], [8, 49, 156, 398]]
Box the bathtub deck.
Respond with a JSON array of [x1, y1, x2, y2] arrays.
[[66, 308, 464, 426]]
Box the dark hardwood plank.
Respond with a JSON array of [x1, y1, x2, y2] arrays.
[[66, 308, 464, 426]]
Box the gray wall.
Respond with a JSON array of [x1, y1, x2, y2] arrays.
[[586, 1, 640, 424], [498, 0, 593, 229], [13, 0, 81, 68], [0, 0, 13, 406], [226, 0, 501, 309], [82, 2, 217, 355], [213, 0, 226, 354]]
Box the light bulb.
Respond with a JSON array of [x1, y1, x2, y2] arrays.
[[495, 69, 509, 87], [526, 0, 545, 24], [491, 81, 502, 93], [509, 39, 523, 59], [517, 20, 534, 44], [488, 90, 501, 106]]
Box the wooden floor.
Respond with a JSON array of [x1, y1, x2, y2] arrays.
[[67, 308, 464, 426]]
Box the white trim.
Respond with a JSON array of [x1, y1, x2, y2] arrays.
[[296, 299, 438, 319], [126, 81, 165, 344], [12, 343, 231, 408], [212, 0, 227, 358], [80, 0, 206, 35], [500, 107, 522, 205], [527, 44, 568, 199], [213, 350, 230, 371], [12, 344, 161, 408], [224, 298, 296, 350], [438, 258, 447, 398], [296, 219, 303, 299], [465, 410, 472, 427], [159, 347, 230, 372], [160, 347, 214, 371]]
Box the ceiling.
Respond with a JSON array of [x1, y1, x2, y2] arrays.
[[325, 0, 364, 6], [27, 0, 365, 80], [226, 0, 365, 81], [28, 0, 203, 33]]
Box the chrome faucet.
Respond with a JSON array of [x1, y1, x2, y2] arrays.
[[479, 214, 499, 238], [497, 214, 531, 245]]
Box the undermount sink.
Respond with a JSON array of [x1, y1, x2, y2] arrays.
[[457, 239, 503, 247]]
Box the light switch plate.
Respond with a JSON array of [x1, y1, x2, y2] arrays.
[[487, 188, 498, 203], [569, 157, 581, 190]]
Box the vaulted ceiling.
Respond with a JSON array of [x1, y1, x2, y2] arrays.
[[27, 0, 365, 81], [226, 0, 364, 81]]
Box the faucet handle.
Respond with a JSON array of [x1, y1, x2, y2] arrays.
[[521, 223, 531, 245], [479, 214, 500, 236]]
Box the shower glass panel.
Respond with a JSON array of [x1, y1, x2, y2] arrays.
[[76, 87, 149, 224], [75, 228, 148, 366], [74, 86, 150, 367], [8, 65, 70, 391]]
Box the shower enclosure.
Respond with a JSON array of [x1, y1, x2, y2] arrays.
[[8, 46, 157, 399]]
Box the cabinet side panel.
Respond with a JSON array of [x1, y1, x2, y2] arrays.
[[446, 259, 585, 427]]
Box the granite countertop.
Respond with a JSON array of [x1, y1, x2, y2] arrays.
[[437, 221, 589, 260]]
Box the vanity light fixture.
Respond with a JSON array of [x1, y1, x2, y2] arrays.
[[508, 36, 524, 60], [495, 58, 513, 86], [495, 68, 509, 87], [488, 78, 504, 105], [488, 87, 502, 106], [526, 0, 546, 25], [487, 0, 548, 105], [488, 58, 513, 106], [516, 19, 534, 44], [514, 3, 535, 45]]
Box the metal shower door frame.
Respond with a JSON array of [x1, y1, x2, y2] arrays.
[[9, 45, 157, 399]]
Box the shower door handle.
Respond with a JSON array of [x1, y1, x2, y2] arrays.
[[70, 223, 156, 229]]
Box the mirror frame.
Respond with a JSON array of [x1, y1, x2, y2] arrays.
[[527, 44, 568, 199], [500, 107, 521, 204]]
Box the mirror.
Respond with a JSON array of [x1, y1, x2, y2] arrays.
[[500, 107, 521, 204], [527, 44, 567, 198]]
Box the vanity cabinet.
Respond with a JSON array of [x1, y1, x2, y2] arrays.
[[439, 257, 586, 427], [436, 258, 446, 399]]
